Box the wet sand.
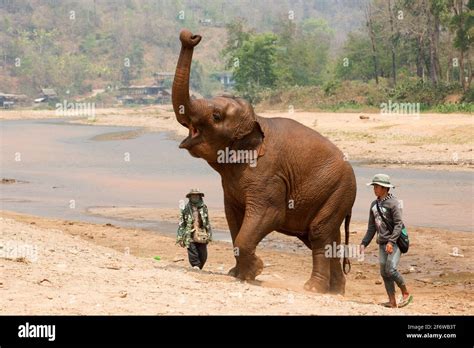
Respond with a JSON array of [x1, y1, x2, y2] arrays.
[[1, 209, 472, 315]]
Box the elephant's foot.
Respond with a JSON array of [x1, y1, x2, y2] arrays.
[[227, 265, 240, 277], [237, 255, 264, 281], [329, 276, 346, 295], [304, 276, 329, 293], [329, 259, 346, 295]]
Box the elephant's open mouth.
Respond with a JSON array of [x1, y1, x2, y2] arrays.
[[189, 124, 200, 138], [179, 124, 202, 150]]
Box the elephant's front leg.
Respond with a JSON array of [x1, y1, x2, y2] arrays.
[[224, 200, 244, 277], [233, 206, 284, 281]]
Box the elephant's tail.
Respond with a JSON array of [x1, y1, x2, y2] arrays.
[[343, 212, 351, 275]]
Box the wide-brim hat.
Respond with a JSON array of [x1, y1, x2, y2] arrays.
[[186, 188, 205, 198], [366, 174, 395, 188]]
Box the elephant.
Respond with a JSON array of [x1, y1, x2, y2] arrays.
[[172, 29, 357, 294]]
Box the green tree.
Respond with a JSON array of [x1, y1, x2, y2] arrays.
[[121, 42, 144, 86], [231, 33, 278, 102], [275, 18, 333, 86], [449, 0, 473, 91], [222, 18, 253, 69], [335, 32, 389, 81]]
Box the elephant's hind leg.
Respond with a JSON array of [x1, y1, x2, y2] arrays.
[[305, 240, 346, 294], [328, 228, 346, 295], [305, 200, 347, 293], [329, 257, 346, 295], [304, 231, 332, 293]]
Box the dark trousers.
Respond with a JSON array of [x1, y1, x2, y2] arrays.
[[187, 242, 208, 269]]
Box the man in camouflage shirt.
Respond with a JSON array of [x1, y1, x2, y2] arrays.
[[177, 189, 212, 269]]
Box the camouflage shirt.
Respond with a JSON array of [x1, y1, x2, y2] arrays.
[[176, 202, 212, 247]]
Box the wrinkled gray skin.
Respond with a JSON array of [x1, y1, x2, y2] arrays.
[[172, 29, 357, 294]]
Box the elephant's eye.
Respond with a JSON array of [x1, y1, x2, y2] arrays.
[[212, 113, 221, 122]]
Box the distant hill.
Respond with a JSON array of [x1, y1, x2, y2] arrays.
[[0, 0, 365, 97]]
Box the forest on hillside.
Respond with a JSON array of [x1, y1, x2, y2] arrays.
[[0, 0, 365, 94], [223, 0, 472, 110], [0, 0, 472, 111]]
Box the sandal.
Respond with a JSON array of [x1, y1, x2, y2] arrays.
[[398, 294, 413, 307]]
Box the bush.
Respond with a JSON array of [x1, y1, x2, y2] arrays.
[[389, 79, 463, 106], [432, 103, 474, 113], [322, 80, 340, 96], [462, 88, 474, 103], [255, 78, 470, 112]]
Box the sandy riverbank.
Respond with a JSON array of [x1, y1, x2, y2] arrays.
[[1, 106, 472, 171], [1, 209, 472, 315]]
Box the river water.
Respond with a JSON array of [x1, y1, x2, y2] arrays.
[[1, 118, 472, 239]]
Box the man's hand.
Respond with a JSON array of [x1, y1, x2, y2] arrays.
[[385, 243, 393, 254], [178, 240, 185, 248]]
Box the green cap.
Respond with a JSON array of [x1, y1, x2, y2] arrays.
[[367, 174, 395, 188]]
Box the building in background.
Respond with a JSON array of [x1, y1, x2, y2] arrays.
[[34, 88, 58, 103], [0, 93, 28, 108]]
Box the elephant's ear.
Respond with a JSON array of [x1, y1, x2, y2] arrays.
[[230, 98, 265, 157], [254, 119, 265, 157], [232, 98, 264, 139]]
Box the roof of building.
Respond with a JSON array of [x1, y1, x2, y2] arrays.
[[0, 93, 28, 100], [41, 88, 57, 97]]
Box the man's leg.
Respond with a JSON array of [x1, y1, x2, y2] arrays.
[[386, 244, 407, 292], [187, 242, 201, 268], [196, 243, 208, 269], [379, 244, 396, 307]]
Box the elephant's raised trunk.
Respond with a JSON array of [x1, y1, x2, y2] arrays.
[[172, 29, 202, 126]]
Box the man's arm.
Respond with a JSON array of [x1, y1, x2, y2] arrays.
[[176, 207, 186, 246], [388, 200, 403, 246], [202, 204, 212, 241], [361, 203, 376, 247]]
